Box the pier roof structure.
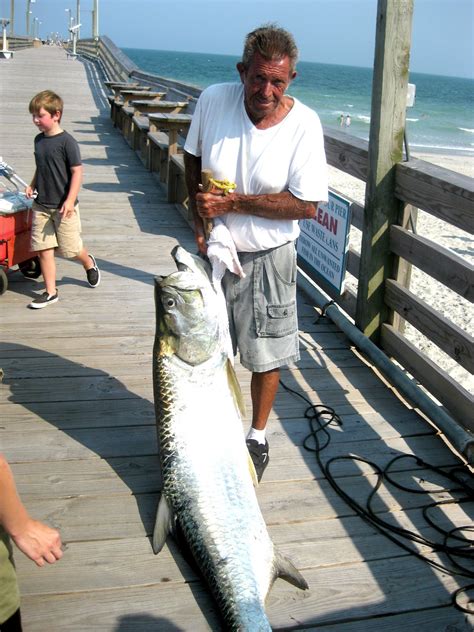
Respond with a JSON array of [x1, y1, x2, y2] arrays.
[[0, 46, 472, 631]]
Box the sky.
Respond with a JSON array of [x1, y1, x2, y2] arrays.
[[3, 0, 473, 79]]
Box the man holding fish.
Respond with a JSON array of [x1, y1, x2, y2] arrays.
[[184, 23, 328, 480]]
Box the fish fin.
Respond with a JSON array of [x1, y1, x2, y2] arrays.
[[248, 452, 259, 487], [274, 550, 309, 591], [226, 359, 246, 418], [152, 494, 173, 554]]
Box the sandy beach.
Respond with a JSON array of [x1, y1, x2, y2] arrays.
[[327, 150, 474, 394]]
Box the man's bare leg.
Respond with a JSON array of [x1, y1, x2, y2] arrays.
[[246, 368, 280, 481], [250, 368, 280, 429]]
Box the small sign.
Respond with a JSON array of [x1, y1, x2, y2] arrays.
[[407, 83, 416, 108], [297, 191, 351, 293]]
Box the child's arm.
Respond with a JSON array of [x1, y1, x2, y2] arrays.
[[0, 454, 63, 567], [60, 164, 83, 218], [25, 169, 37, 199]]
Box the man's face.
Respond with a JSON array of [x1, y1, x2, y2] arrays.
[[237, 52, 296, 123], [32, 107, 61, 134]]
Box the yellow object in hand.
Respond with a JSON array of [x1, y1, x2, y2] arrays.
[[209, 178, 237, 195]]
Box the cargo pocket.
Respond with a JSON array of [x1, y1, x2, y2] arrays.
[[254, 243, 298, 338]]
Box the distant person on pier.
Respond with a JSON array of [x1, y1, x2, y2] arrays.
[[184, 24, 328, 481], [25, 90, 100, 309], [0, 453, 63, 631]]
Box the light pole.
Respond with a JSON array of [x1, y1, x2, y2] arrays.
[[65, 7, 72, 38], [9, 0, 14, 35], [76, 0, 80, 39], [92, 0, 99, 40], [26, 0, 35, 37], [34, 17, 41, 39]]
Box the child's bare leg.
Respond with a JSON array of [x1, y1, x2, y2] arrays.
[[38, 249, 57, 295], [75, 247, 93, 270], [75, 248, 100, 287]]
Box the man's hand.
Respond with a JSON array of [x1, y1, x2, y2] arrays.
[[196, 188, 233, 220], [11, 518, 63, 567]]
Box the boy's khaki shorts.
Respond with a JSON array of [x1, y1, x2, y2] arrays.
[[30, 202, 83, 258], [222, 240, 300, 373]]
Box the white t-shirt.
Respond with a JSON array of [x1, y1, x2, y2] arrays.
[[185, 83, 328, 252]]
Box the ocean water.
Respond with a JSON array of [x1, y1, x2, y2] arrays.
[[123, 47, 474, 156]]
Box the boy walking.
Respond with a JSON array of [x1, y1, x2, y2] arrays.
[[25, 90, 100, 309]]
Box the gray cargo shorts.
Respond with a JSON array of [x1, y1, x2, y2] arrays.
[[222, 240, 300, 373]]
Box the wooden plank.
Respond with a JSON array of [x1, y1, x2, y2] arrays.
[[17, 555, 469, 631], [0, 388, 427, 434], [12, 465, 468, 547], [390, 225, 474, 301], [350, 201, 364, 231], [7, 437, 458, 495], [0, 348, 367, 380], [381, 324, 474, 431], [302, 607, 473, 631], [346, 247, 361, 278], [15, 503, 469, 597], [396, 158, 474, 233], [4, 418, 452, 473], [384, 279, 474, 373], [389, 205, 418, 333], [323, 127, 368, 182], [1, 371, 395, 406]]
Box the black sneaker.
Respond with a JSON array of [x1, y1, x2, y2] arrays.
[[246, 439, 269, 482], [86, 254, 100, 287], [28, 291, 59, 309]]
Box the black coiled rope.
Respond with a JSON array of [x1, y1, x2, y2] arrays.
[[279, 378, 474, 614]]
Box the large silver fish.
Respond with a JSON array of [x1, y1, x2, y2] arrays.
[[152, 246, 308, 631]]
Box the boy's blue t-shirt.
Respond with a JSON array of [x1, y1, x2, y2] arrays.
[[34, 130, 82, 208]]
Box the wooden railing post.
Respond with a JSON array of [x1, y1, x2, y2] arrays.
[[390, 202, 418, 333], [355, 0, 414, 342]]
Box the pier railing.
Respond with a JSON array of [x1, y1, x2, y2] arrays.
[[324, 131, 473, 432], [5, 35, 34, 51], [76, 37, 202, 102], [75, 37, 473, 446]]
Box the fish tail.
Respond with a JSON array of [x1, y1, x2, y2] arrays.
[[274, 550, 309, 591]]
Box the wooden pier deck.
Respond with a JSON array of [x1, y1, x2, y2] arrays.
[[0, 47, 472, 631]]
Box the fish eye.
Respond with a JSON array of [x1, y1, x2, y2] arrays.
[[166, 298, 175, 307]]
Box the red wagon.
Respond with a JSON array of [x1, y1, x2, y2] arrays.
[[0, 161, 41, 295]]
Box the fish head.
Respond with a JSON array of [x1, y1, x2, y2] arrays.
[[171, 245, 212, 281], [154, 247, 222, 365]]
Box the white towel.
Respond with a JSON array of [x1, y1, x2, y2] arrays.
[[207, 223, 245, 363], [207, 223, 245, 291]]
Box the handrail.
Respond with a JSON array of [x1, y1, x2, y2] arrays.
[[4, 35, 34, 51]]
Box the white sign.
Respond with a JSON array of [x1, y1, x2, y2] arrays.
[[297, 191, 351, 293], [406, 83, 416, 108]]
